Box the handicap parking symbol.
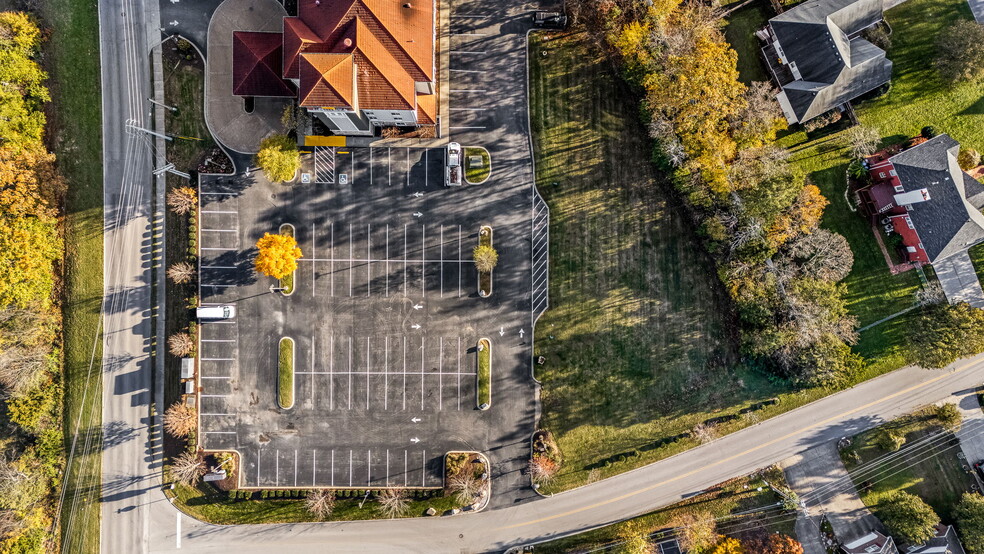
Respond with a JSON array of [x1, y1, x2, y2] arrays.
[[339, 174, 349, 185]]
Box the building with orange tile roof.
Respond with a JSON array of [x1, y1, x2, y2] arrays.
[[232, 0, 436, 136]]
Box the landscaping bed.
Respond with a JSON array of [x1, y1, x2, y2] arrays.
[[464, 147, 491, 184], [477, 226, 493, 296], [279, 224, 296, 295], [279, 337, 294, 409], [476, 339, 491, 409]]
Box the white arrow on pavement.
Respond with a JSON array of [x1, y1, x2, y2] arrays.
[[410, 437, 420, 444], [411, 324, 421, 330], [499, 327, 505, 337], [519, 329, 525, 338], [412, 191, 424, 198], [413, 304, 423, 310], [169, 20, 179, 26], [170, 0, 179, 4], [411, 417, 421, 423], [412, 212, 423, 218]]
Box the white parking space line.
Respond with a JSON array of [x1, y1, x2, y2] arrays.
[[201, 229, 237, 233], [331, 450, 335, 487], [370, 148, 373, 185], [450, 107, 487, 111], [200, 394, 230, 398], [294, 450, 299, 487], [202, 430, 236, 434], [424, 149, 428, 187], [388, 147, 392, 187], [404, 450, 408, 487], [349, 450, 354, 487], [201, 191, 237, 195], [406, 148, 410, 188], [199, 412, 232, 415], [331, 223, 335, 297], [201, 210, 237, 214], [201, 339, 235, 342], [348, 336, 353, 410], [299, 257, 469, 264], [366, 336, 371, 410], [200, 376, 231, 380], [421, 225, 426, 297], [311, 335, 316, 406], [275, 451, 279, 486], [386, 450, 390, 487], [385, 225, 390, 296], [420, 336, 425, 411], [402, 336, 407, 411], [201, 358, 234, 361], [329, 335, 334, 410], [450, 14, 487, 17], [201, 265, 236, 269], [201, 247, 235, 251], [450, 89, 487, 93], [367, 224, 371, 298], [450, 126, 486, 130], [439, 338, 443, 410], [312, 223, 316, 298], [450, 69, 484, 73], [312, 450, 317, 486], [421, 450, 426, 487], [367, 450, 371, 486], [458, 226, 462, 298], [349, 224, 354, 297], [384, 336, 389, 410], [403, 224, 409, 296], [440, 225, 444, 297]]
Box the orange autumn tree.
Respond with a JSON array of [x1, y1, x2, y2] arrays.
[[255, 232, 302, 279]]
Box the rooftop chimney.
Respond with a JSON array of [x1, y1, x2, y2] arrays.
[[343, 38, 353, 48], [893, 188, 931, 206]]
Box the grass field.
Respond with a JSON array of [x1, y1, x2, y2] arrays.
[[40, 0, 105, 551], [477, 338, 490, 408], [464, 146, 490, 184], [278, 338, 294, 409], [723, 1, 771, 85], [841, 409, 973, 523], [172, 483, 463, 523], [163, 51, 214, 172], [534, 469, 795, 553]]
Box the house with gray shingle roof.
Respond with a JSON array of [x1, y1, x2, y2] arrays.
[[760, 0, 893, 124], [857, 134, 984, 308]]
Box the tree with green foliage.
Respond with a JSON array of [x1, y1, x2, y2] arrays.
[[935, 21, 984, 83], [256, 134, 300, 183], [936, 402, 962, 430], [956, 492, 984, 553], [473, 244, 499, 273], [906, 302, 984, 369], [879, 491, 940, 545], [959, 148, 981, 171], [876, 429, 906, 451]]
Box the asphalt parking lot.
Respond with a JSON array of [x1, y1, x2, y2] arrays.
[[195, 145, 532, 489]]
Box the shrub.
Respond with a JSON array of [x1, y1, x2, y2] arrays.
[[473, 244, 499, 273], [880, 491, 940, 545], [168, 332, 194, 357], [921, 126, 937, 139], [167, 261, 195, 284], [163, 402, 197, 437], [959, 148, 981, 171], [876, 429, 906, 452], [256, 134, 300, 183], [936, 403, 962, 430], [446, 453, 468, 477], [167, 186, 197, 215]]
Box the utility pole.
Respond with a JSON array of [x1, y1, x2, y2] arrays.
[[127, 121, 172, 141], [153, 163, 190, 180], [148, 97, 178, 112]]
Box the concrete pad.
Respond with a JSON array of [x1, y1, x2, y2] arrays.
[[205, 0, 290, 154], [935, 251, 984, 308]]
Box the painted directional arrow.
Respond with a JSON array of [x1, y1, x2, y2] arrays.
[[499, 327, 505, 337], [411, 324, 421, 330], [410, 437, 420, 444], [413, 303, 423, 310], [411, 417, 422, 423], [412, 212, 423, 218], [519, 328, 525, 338], [412, 191, 424, 198], [169, 20, 179, 26]]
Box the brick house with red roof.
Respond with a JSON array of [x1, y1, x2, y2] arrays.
[[856, 134, 984, 266], [232, 0, 436, 136]]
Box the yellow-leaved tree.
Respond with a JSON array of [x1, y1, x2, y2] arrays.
[[256, 134, 300, 183], [255, 232, 302, 279]]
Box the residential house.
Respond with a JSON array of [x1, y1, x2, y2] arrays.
[[232, 0, 437, 136], [842, 530, 899, 554], [759, 0, 893, 124], [856, 134, 984, 306], [905, 524, 967, 554]]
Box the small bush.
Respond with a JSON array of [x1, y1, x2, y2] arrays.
[[936, 403, 962, 430], [921, 126, 937, 139], [877, 429, 906, 452]]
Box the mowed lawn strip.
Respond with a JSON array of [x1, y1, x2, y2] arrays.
[[841, 409, 974, 523], [530, 31, 806, 493], [477, 339, 491, 407], [279, 337, 294, 409], [723, 1, 771, 85], [41, 0, 104, 550]]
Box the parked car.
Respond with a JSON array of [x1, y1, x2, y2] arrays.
[[975, 460, 984, 482], [532, 11, 567, 28], [446, 142, 462, 186], [196, 305, 236, 319]]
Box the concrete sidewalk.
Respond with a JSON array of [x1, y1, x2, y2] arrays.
[[783, 443, 885, 544], [945, 387, 984, 466], [935, 251, 984, 308]]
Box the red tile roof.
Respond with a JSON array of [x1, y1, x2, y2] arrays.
[[232, 32, 296, 97], [298, 53, 355, 107]]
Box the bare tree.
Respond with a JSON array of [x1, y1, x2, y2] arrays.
[[377, 488, 410, 518], [448, 473, 480, 505], [935, 21, 984, 83], [163, 403, 197, 438], [730, 81, 783, 142], [0, 510, 21, 542], [168, 332, 194, 357], [170, 451, 205, 485], [691, 422, 718, 444], [783, 229, 854, 282], [167, 187, 198, 215], [0, 346, 50, 394], [843, 125, 881, 159], [668, 512, 718, 553], [0, 456, 41, 509], [167, 261, 195, 284], [304, 489, 336, 519]]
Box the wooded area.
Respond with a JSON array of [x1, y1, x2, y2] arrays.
[[0, 11, 67, 552], [568, 0, 860, 385]]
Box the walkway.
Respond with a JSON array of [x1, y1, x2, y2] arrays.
[[969, 0, 984, 23], [204, 0, 289, 154], [948, 387, 984, 465], [783, 443, 885, 544], [934, 251, 984, 308]]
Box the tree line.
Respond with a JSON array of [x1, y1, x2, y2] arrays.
[[0, 11, 67, 552], [567, 0, 859, 386]]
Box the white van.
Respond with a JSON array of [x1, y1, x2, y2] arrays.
[[446, 142, 462, 186], [196, 305, 236, 319]]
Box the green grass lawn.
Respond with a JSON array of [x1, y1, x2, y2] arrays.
[[41, 0, 105, 551], [164, 52, 214, 172], [534, 469, 795, 553], [279, 224, 295, 295], [279, 338, 294, 409], [464, 147, 491, 184], [773, 0, 984, 366], [172, 483, 462, 523], [723, 1, 771, 85], [841, 409, 974, 523], [477, 339, 490, 407]]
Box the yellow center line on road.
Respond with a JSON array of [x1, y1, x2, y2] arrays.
[[498, 358, 978, 530]]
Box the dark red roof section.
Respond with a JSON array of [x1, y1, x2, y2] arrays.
[[232, 31, 295, 97]]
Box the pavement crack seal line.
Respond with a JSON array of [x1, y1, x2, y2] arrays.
[[497, 359, 975, 531]]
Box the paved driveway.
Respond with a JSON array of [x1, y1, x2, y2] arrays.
[[783, 443, 884, 544], [934, 251, 984, 308]]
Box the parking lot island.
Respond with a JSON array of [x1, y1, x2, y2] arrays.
[[477, 338, 491, 409], [278, 337, 294, 409]]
